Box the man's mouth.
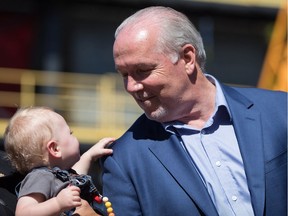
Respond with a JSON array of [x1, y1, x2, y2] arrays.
[[134, 93, 153, 102]]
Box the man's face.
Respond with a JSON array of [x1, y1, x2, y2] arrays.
[[113, 26, 192, 123]]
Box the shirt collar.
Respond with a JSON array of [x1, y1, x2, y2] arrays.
[[205, 74, 231, 117]]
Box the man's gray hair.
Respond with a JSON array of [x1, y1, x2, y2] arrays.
[[115, 6, 206, 71]]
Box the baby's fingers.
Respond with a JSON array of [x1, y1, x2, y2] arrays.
[[97, 137, 115, 148]]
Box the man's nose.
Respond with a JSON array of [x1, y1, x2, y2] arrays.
[[125, 76, 143, 92]]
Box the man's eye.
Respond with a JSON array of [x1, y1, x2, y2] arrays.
[[137, 67, 152, 72], [121, 73, 128, 78], [135, 69, 152, 78], [117, 70, 128, 78]]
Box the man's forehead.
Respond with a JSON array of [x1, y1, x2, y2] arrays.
[[135, 29, 149, 41]]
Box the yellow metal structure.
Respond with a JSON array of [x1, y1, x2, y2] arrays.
[[0, 68, 142, 143], [258, 1, 287, 91]]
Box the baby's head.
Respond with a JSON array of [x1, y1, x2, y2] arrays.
[[4, 107, 80, 174]]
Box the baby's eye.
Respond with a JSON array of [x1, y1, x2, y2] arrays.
[[70, 130, 73, 135]]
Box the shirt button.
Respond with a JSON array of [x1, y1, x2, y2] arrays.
[[215, 161, 221, 167], [232, 196, 237, 201]]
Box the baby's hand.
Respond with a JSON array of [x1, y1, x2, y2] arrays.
[[56, 185, 82, 212], [72, 137, 115, 175], [86, 137, 115, 161]]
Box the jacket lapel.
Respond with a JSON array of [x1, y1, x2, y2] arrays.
[[222, 85, 265, 216], [149, 135, 218, 216]]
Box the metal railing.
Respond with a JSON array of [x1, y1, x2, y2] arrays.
[[0, 67, 142, 144]]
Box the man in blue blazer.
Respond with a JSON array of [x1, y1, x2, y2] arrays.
[[102, 6, 287, 216]]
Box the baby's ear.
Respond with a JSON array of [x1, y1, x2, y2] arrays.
[[46, 140, 61, 158]]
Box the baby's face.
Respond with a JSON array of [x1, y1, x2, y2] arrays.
[[51, 112, 80, 169]]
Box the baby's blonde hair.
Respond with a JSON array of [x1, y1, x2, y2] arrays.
[[4, 107, 55, 174]]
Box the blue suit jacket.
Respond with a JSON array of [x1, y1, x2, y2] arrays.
[[102, 85, 287, 216]]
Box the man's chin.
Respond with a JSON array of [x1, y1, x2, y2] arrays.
[[144, 109, 167, 123]]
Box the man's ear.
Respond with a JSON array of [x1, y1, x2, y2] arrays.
[[47, 140, 61, 158], [181, 44, 196, 75]]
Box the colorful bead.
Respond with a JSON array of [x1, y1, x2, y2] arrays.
[[102, 196, 109, 202], [107, 207, 113, 213], [94, 195, 102, 203], [105, 201, 112, 208], [102, 196, 115, 215]]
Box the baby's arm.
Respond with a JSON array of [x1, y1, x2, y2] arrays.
[[15, 185, 81, 216], [72, 137, 115, 174]]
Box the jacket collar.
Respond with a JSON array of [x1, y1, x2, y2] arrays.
[[221, 84, 265, 216]]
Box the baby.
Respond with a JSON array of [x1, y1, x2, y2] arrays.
[[4, 106, 115, 216]]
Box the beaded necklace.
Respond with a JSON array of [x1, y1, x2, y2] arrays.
[[94, 195, 115, 216]]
